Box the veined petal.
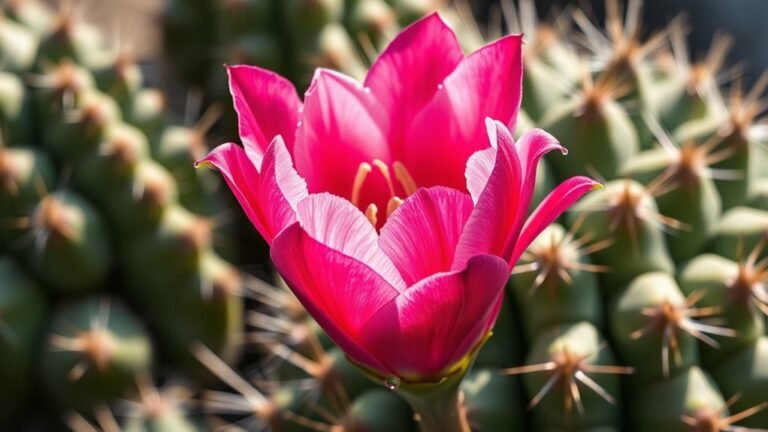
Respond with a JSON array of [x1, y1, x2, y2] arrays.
[[296, 193, 405, 291], [516, 129, 567, 211], [358, 255, 509, 379], [294, 69, 391, 213], [364, 13, 463, 158], [379, 187, 473, 286], [196, 137, 307, 244], [227, 65, 302, 166], [453, 120, 522, 269], [509, 176, 601, 265], [271, 223, 400, 374], [404, 34, 523, 191]]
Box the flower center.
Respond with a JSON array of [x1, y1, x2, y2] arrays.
[[350, 159, 418, 227]]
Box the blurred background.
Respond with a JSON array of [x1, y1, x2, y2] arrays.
[[2, 0, 768, 431]]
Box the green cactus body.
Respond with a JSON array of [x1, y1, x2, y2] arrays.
[[543, 92, 639, 182], [709, 337, 768, 428], [35, 14, 112, 70], [125, 89, 168, 141], [710, 206, 768, 262], [678, 254, 764, 363], [23, 190, 113, 295], [288, 0, 345, 42], [32, 61, 95, 127], [520, 322, 625, 430], [345, 0, 395, 49], [0, 13, 38, 72], [153, 126, 220, 216], [609, 272, 700, 382], [124, 207, 242, 379], [522, 57, 569, 124], [621, 145, 722, 262], [474, 294, 523, 368], [41, 297, 153, 411], [93, 55, 144, 108], [509, 224, 603, 340], [0, 72, 33, 144], [44, 90, 122, 162], [630, 366, 726, 432], [0, 146, 54, 252], [0, 257, 47, 426], [570, 180, 675, 292], [462, 369, 526, 432], [341, 390, 417, 432], [3, 0, 54, 36]]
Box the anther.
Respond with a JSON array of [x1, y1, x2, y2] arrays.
[[393, 161, 418, 196], [386, 197, 403, 217], [351, 162, 372, 207], [365, 204, 378, 227], [372, 159, 396, 197]]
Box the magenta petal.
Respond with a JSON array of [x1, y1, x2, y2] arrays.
[[453, 120, 522, 269], [509, 176, 601, 265], [516, 129, 567, 211], [358, 255, 509, 378], [296, 193, 405, 291], [379, 187, 473, 286], [294, 69, 391, 210], [364, 13, 463, 158], [271, 223, 400, 374], [227, 65, 302, 166], [197, 137, 307, 244], [404, 34, 523, 191]]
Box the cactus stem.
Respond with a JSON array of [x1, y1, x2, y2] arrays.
[[513, 226, 610, 297], [502, 345, 633, 417], [48, 298, 115, 381], [629, 291, 736, 378], [681, 396, 768, 432]]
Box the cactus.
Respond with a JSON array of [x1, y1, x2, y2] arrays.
[[166, 1, 768, 431], [0, 1, 245, 427], [3, 0, 768, 430]]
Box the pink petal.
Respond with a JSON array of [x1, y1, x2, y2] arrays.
[[379, 187, 473, 286], [271, 223, 400, 374], [357, 255, 509, 379], [364, 13, 463, 159], [196, 137, 307, 244], [296, 193, 405, 291], [516, 129, 567, 212], [509, 176, 601, 265], [227, 65, 302, 166], [294, 69, 392, 214], [453, 120, 522, 269], [403, 34, 523, 191]]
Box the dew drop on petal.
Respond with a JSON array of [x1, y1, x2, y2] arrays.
[[364, 87, 372, 93], [437, 83, 444, 90], [384, 375, 401, 391], [297, 120, 303, 128]]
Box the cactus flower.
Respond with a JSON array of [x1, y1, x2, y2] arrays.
[[198, 13, 598, 384]]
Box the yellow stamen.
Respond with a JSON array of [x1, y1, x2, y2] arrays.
[[372, 159, 396, 197], [386, 197, 403, 217], [393, 161, 418, 196], [351, 162, 372, 207], [365, 204, 378, 227]]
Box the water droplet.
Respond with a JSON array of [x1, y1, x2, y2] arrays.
[[364, 86, 372, 93], [437, 83, 444, 90], [297, 120, 303, 128], [384, 375, 401, 391]]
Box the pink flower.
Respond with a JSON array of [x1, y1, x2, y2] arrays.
[[198, 13, 599, 382]]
